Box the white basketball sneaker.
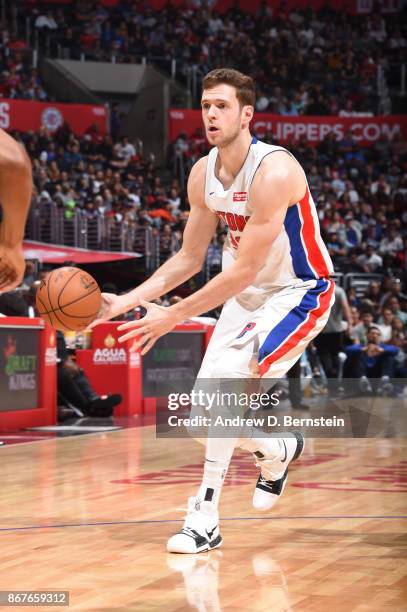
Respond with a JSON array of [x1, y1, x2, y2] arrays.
[[167, 496, 222, 554], [253, 432, 304, 511]]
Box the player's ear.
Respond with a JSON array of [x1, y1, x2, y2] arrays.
[[242, 105, 254, 128]]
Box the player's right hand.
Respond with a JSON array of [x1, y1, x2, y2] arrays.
[[88, 292, 133, 328]]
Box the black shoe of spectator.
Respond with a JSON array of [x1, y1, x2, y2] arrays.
[[85, 394, 122, 418], [58, 405, 77, 422]]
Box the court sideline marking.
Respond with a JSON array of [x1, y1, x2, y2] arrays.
[[1, 515, 406, 533]]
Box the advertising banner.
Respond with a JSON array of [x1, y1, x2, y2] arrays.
[[169, 109, 407, 147], [0, 327, 40, 411], [0, 99, 107, 135], [142, 331, 205, 397]]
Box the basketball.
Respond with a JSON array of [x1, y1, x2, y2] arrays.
[[35, 266, 102, 332]]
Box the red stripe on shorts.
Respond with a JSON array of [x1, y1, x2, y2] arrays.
[[259, 279, 334, 377]]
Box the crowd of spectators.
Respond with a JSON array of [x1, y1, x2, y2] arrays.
[[344, 278, 406, 385], [173, 125, 407, 278], [18, 0, 406, 114], [0, 1, 402, 396], [0, 19, 49, 101], [13, 114, 406, 392], [13, 122, 187, 257]]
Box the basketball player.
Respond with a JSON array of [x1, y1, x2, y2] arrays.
[[0, 128, 32, 292], [93, 69, 334, 553]]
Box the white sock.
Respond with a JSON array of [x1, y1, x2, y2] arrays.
[[196, 436, 237, 509]]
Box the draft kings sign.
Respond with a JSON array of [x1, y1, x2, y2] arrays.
[[0, 328, 40, 411]]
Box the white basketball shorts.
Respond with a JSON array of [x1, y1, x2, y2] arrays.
[[198, 278, 335, 379]]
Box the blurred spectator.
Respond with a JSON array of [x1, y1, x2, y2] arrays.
[[345, 326, 398, 394], [353, 310, 375, 344], [384, 296, 407, 325], [377, 307, 394, 342], [56, 331, 122, 419], [314, 284, 352, 393]]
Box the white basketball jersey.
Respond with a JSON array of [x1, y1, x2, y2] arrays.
[[204, 137, 334, 309]]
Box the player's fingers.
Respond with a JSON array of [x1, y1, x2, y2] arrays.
[[134, 334, 151, 353], [139, 299, 152, 310], [118, 327, 145, 343], [88, 320, 108, 331], [140, 337, 157, 355], [117, 319, 143, 332], [129, 333, 152, 353], [87, 319, 101, 330]]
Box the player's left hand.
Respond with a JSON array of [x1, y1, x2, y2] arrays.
[[0, 243, 25, 292], [117, 299, 179, 354]]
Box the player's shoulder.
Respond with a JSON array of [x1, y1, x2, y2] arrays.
[[187, 155, 208, 204], [189, 155, 209, 179], [251, 147, 305, 204], [187, 155, 208, 189], [258, 148, 300, 177]]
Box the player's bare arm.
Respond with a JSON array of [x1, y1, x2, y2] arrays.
[[0, 129, 33, 292], [118, 152, 305, 352], [90, 156, 218, 325]]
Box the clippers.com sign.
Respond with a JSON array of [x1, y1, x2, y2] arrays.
[[169, 109, 407, 147], [0, 99, 107, 136]]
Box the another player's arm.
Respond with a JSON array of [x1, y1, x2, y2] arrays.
[[118, 154, 305, 350], [0, 129, 33, 291], [91, 157, 218, 323]]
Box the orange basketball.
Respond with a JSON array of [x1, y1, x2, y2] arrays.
[[35, 266, 102, 332]]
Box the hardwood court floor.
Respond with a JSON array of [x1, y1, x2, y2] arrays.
[[1, 424, 406, 611]]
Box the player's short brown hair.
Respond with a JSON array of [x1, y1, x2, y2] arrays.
[[202, 69, 255, 108]]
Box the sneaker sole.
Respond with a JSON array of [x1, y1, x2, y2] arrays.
[[167, 535, 223, 554]]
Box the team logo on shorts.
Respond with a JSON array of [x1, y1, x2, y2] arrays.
[[236, 322, 256, 339]]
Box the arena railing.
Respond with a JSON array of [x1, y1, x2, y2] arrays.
[[26, 201, 158, 262], [344, 273, 384, 297]]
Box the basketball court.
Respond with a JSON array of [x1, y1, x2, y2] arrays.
[[1, 406, 406, 611]]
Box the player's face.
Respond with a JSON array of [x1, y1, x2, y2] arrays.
[[201, 84, 252, 148]]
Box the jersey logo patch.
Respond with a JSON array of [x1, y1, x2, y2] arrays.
[[233, 192, 247, 202], [236, 322, 256, 339]]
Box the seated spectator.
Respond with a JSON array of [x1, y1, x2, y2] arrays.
[[57, 331, 122, 419], [389, 319, 407, 377], [384, 296, 407, 325], [380, 278, 407, 308], [365, 283, 381, 304], [350, 306, 361, 329], [379, 226, 403, 257], [357, 244, 383, 272], [352, 310, 375, 344], [376, 307, 394, 342], [345, 326, 398, 394]]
